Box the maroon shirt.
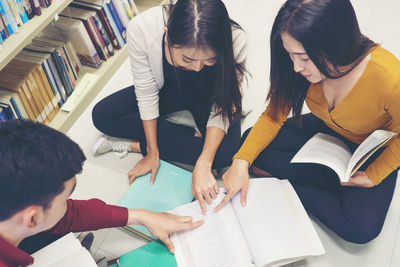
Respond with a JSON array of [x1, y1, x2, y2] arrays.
[[0, 199, 128, 267]]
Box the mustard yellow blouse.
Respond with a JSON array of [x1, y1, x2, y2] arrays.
[[234, 46, 400, 185]]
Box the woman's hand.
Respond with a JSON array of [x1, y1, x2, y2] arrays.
[[128, 152, 160, 184], [341, 171, 375, 188], [192, 160, 219, 215], [214, 158, 250, 212], [128, 209, 204, 253]]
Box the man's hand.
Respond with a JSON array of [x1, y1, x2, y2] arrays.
[[192, 160, 219, 215], [214, 159, 250, 212], [341, 171, 375, 188], [128, 209, 204, 253], [128, 152, 160, 184]]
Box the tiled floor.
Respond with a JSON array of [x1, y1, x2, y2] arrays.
[[67, 0, 400, 266]]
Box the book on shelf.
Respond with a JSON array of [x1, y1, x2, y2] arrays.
[[106, 0, 126, 41], [60, 6, 110, 60], [45, 16, 102, 68], [6, 0, 23, 26], [111, 0, 129, 29], [118, 160, 194, 241], [30, 233, 97, 267], [22, 0, 35, 19], [0, 0, 18, 35], [171, 178, 325, 267], [291, 130, 398, 183], [15, 0, 29, 24], [28, 0, 41, 16], [71, 0, 120, 51], [0, 89, 29, 120]]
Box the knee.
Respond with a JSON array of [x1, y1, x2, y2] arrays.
[[340, 220, 383, 244], [91, 102, 108, 131]]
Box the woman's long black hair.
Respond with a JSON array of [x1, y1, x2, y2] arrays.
[[268, 0, 377, 122], [164, 0, 247, 124]]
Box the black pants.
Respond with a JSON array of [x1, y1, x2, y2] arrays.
[[92, 86, 241, 168], [245, 113, 397, 244]]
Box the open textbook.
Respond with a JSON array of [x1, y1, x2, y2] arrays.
[[31, 233, 97, 267], [170, 178, 325, 267], [291, 130, 397, 182]]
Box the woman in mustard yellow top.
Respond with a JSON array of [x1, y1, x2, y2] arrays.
[[214, 0, 400, 244]]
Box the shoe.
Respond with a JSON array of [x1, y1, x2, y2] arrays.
[[92, 135, 131, 156], [80, 232, 94, 252]]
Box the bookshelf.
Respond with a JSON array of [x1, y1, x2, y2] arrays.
[[0, 0, 159, 133]]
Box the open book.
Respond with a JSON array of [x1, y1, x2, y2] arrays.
[[170, 178, 325, 267], [290, 130, 397, 182], [31, 233, 97, 267]]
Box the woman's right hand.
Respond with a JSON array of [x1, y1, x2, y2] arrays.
[[128, 152, 160, 185], [214, 158, 250, 212]]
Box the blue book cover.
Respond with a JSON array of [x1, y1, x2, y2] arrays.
[[52, 49, 73, 95], [42, 60, 64, 106], [16, 0, 29, 23], [0, 0, 19, 33], [10, 97, 23, 119], [0, 0, 14, 35], [118, 241, 177, 267], [0, 32, 3, 44], [103, 1, 125, 47], [118, 160, 194, 239], [0, 108, 8, 121], [107, 0, 125, 40], [46, 57, 67, 103]]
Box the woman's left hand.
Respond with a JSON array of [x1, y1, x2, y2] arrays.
[[341, 171, 375, 188], [192, 160, 219, 215]]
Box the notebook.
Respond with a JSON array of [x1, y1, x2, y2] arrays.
[[118, 160, 194, 240]]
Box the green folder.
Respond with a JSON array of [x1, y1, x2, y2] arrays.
[[118, 160, 194, 239], [118, 241, 177, 267]]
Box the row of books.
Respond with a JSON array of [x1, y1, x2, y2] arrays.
[[0, 0, 55, 45], [0, 36, 80, 123], [0, 0, 138, 123]]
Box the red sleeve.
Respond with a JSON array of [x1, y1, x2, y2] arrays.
[[46, 199, 129, 235]]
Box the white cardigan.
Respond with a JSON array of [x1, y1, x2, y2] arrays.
[[127, 6, 247, 133]]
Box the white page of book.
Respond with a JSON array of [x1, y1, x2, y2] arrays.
[[31, 233, 97, 267], [291, 133, 352, 181], [345, 130, 396, 179], [231, 179, 325, 267], [171, 193, 254, 267]]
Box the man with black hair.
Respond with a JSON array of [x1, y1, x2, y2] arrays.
[[0, 120, 203, 267]]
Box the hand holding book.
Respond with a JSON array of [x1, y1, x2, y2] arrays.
[[340, 171, 375, 188]]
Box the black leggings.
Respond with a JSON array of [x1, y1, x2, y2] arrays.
[[245, 113, 397, 244], [92, 86, 241, 168]]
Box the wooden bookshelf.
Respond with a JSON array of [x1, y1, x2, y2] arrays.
[[0, 0, 73, 71], [48, 46, 128, 133]]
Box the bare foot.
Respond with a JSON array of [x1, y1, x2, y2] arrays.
[[194, 130, 202, 138], [130, 141, 141, 153], [251, 166, 273, 177]]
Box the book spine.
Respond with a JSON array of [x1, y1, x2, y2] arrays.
[[20, 80, 43, 122], [103, 2, 124, 48], [41, 62, 62, 107], [38, 0, 47, 8], [26, 72, 49, 124], [0, 31, 3, 44], [83, 18, 107, 61], [34, 67, 57, 121], [15, 0, 28, 23], [42, 59, 63, 106], [51, 50, 73, 96], [74, 20, 101, 67], [0, 14, 7, 40], [6, 0, 22, 26], [0, 108, 8, 121], [28, 0, 40, 16], [56, 48, 75, 92], [30, 70, 52, 122], [121, 0, 133, 20], [88, 15, 110, 59], [47, 57, 67, 103], [111, 0, 128, 29], [98, 8, 119, 50], [22, 0, 34, 19], [0, 0, 15, 35], [64, 41, 80, 77], [107, 1, 125, 41], [60, 46, 77, 86], [16, 85, 36, 120], [127, 0, 138, 17], [92, 12, 114, 56], [9, 95, 23, 119], [12, 92, 30, 119]]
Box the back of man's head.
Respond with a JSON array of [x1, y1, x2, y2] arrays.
[[0, 120, 86, 221]]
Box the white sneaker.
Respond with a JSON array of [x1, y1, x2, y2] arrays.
[[92, 135, 131, 156]]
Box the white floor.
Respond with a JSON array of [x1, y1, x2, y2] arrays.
[[67, 0, 400, 266]]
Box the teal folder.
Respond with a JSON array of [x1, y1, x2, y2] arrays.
[[118, 160, 194, 239], [118, 241, 177, 267]]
